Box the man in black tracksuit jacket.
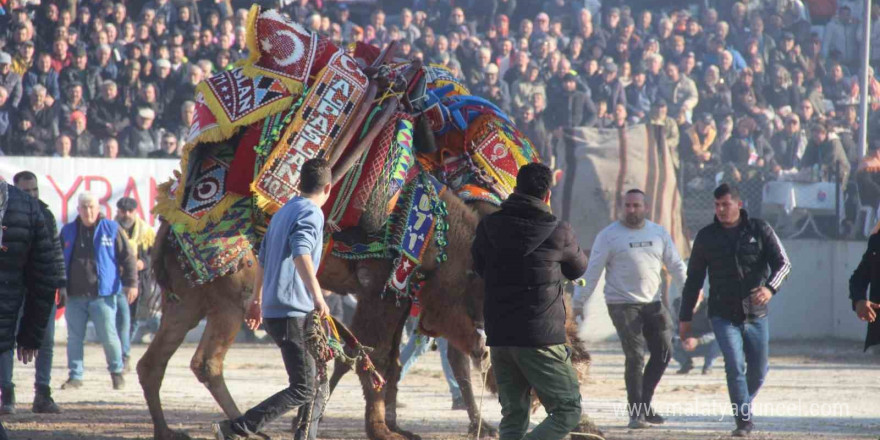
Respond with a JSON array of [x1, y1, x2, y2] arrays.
[[848, 231, 880, 351], [679, 184, 790, 438], [472, 163, 588, 440]]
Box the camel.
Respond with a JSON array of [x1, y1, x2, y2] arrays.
[[138, 188, 501, 440]]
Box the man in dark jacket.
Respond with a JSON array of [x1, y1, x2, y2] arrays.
[[113, 197, 154, 372], [472, 163, 588, 440], [0, 178, 65, 438], [59, 48, 100, 102], [88, 81, 130, 141], [118, 107, 159, 157], [680, 184, 791, 437], [0, 172, 67, 415], [848, 231, 880, 351], [672, 293, 720, 375], [801, 122, 851, 183], [23, 53, 60, 102], [547, 73, 597, 130]]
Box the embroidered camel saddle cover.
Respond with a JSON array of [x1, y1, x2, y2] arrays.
[[153, 7, 540, 289]]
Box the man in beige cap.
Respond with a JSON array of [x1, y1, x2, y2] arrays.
[[117, 107, 159, 157], [0, 52, 23, 109], [474, 62, 511, 114]]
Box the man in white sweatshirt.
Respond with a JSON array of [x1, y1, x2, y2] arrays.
[[573, 189, 687, 429]]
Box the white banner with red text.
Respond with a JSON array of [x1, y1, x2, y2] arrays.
[[0, 157, 178, 229]]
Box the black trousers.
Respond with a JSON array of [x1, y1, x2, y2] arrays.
[[232, 316, 326, 437], [607, 301, 673, 415]]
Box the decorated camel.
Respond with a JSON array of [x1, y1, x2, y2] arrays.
[[138, 6, 592, 440]]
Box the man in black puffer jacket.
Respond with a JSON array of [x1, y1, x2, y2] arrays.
[[472, 163, 588, 440], [0, 179, 65, 439], [680, 184, 791, 438], [0, 171, 67, 415]]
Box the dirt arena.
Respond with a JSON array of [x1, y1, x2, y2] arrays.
[[2, 339, 877, 440]]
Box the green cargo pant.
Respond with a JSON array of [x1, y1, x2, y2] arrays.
[[491, 344, 582, 440]]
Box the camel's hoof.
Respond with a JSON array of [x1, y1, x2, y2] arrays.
[[468, 420, 498, 439], [570, 416, 604, 439], [369, 427, 410, 440], [390, 426, 420, 440], [157, 429, 193, 440]]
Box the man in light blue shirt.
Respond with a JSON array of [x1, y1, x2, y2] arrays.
[[213, 158, 332, 440]]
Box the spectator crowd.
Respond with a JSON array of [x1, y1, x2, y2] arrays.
[[3, 0, 880, 232]]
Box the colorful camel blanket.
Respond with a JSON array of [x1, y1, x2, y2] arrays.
[[169, 195, 258, 284], [420, 113, 539, 206], [186, 68, 294, 145], [242, 7, 338, 95], [325, 113, 415, 232], [252, 49, 369, 213], [154, 16, 541, 289], [329, 170, 448, 301]]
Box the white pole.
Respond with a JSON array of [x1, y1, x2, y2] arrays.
[[859, 0, 873, 159]]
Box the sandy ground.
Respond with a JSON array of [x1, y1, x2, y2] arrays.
[[1, 338, 878, 440]]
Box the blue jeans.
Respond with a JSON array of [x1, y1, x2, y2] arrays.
[[115, 293, 131, 359], [65, 296, 123, 380], [672, 336, 721, 370], [399, 333, 461, 400], [711, 316, 770, 423], [132, 314, 161, 344], [0, 304, 57, 388]]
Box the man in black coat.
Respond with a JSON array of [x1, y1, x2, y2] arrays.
[[0, 178, 66, 438], [680, 184, 791, 437], [0, 172, 67, 415], [547, 73, 596, 130], [472, 163, 588, 440], [848, 231, 880, 351]]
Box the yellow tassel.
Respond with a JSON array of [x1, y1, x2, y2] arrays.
[[245, 4, 261, 67], [154, 193, 245, 232], [250, 190, 283, 214]]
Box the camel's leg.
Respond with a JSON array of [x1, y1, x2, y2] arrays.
[[447, 346, 497, 439], [189, 299, 245, 420], [350, 292, 415, 440], [138, 292, 204, 440], [382, 307, 410, 434], [328, 357, 353, 395]]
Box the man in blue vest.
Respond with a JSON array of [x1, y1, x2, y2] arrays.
[[59, 192, 137, 390]]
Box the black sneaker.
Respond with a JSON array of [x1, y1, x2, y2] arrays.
[[732, 420, 754, 437], [60, 379, 83, 390], [211, 420, 246, 440], [0, 386, 15, 415], [111, 373, 125, 390], [627, 415, 650, 429], [676, 364, 694, 374], [644, 412, 665, 425], [32, 385, 61, 414], [702, 365, 713, 375]]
